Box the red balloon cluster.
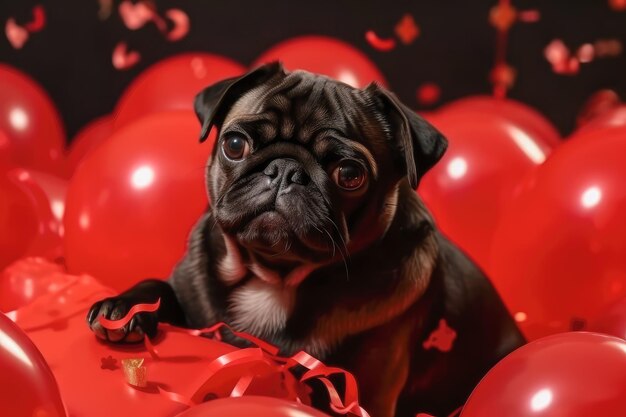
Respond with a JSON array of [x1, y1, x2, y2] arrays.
[[64, 111, 211, 290], [419, 97, 555, 269], [1, 39, 389, 292], [489, 127, 626, 340], [3, 35, 626, 417]]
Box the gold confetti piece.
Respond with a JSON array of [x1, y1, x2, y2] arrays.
[[121, 358, 147, 387]]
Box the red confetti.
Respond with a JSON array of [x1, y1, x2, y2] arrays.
[[490, 63, 517, 89], [394, 14, 420, 45], [545, 39, 569, 66], [100, 355, 118, 370], [118, 1, 155, 30], [518, 9, 541, 23], [112, 41, 141, 70], [577, 43, 595, 63], [595, 38, 623, 57], [23, 5, 46, 32], [609, 0, 626, 11], [417, 83, 441, 106], [423, 319, 457, 352], [489, 3, 517, 31], [5, 18, 29, 49], [164, 9, 190, 42], [545, 39, 579, 75], [98, 0, 113, 20], [365, 30, 396, 52]]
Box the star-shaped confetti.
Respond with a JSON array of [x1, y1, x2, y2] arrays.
[[100, 355, 118, 370], [394, 14, 420, 45]]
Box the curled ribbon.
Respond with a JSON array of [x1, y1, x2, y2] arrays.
[[97, 298, 161, 329], [98, 300, 370, 416]]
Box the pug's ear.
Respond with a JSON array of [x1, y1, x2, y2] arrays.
[[194, 62, 285, 142], [368, 84, 448, 188]]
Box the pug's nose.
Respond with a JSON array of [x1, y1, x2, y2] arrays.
[[264, 159, 310, 189]]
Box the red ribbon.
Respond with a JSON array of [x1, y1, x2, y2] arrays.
[[97, 298, 161, 329], [98, 300, 370, 416]]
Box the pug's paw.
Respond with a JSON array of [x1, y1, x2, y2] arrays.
[[86, 297, 158, 343]]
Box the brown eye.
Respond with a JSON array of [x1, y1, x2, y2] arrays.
[[332, 160, 367, 191], [222, 135, 250, 160]]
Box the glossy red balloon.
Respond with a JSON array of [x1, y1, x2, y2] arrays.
[[0, 311, 67, 417], [0, 168, 64, 270], [66, 115, 114, 175], [114, 53, 245, 129], [0, 130, 14, 167], [176, 396, 329, 417], [64, 111, 211, 290], [253, 36, 387, 88], [574, 105, 626, 135], [418, 111, 552, 269], [489, 128, 626, 340], [440, 96, 561, 147], [460, 332, 626, 417], [589, 296, 626, 340], [0, 64, 66, 174]]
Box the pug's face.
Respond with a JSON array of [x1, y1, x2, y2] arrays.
[[194, 63, 446, 273]]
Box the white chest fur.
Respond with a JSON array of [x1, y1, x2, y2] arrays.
[[228, 278, 296, 336]]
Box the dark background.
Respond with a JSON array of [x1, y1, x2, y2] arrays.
[[1, 0, 624, 139]]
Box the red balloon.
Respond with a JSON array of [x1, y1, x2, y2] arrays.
[[0, 311, 67, 417], [489, 128, 626, 340], [64, 111, 211, 290], [0, 168, 64, 270], [575, 90, 621, 129], [176, 396, 329, 417], [574, 105, 626, 135], [589, 297, 626, 340], [114, 53, 246, 129], [0, 257, 70, 312], [253, 36, 387, 88], [418, 111, 552, 270], [440, 96, 561, 147], [460, 332, 626, 417], [0, 64, 66, 174], [66, 115, 114, 175]]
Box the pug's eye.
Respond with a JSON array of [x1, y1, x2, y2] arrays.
[[222, 135, 250, 161], [332, 160, 367, 191]]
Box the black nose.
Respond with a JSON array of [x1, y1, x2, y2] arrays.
[[264, 158, 310, 189]]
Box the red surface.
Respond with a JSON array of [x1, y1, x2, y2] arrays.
[[177, 396, 329, 417]]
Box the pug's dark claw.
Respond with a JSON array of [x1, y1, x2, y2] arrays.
[[86, 297, 158, 344]]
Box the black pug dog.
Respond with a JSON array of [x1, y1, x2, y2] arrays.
[[87, 62, 524, 417]]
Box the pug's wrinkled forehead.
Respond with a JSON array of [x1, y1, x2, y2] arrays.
[[195, 62, 448, 189], [219, 70, 388, 173]]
